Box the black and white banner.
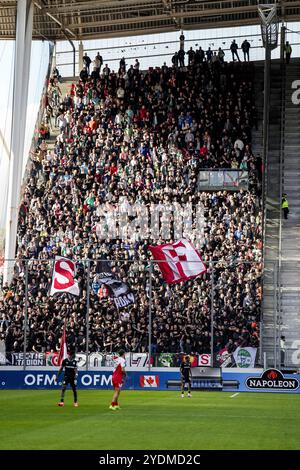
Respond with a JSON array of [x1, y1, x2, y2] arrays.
[[8, 353, 45, 366], [95, 260, 135, 309]]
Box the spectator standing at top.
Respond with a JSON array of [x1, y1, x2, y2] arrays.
[[83, 53, 92, 74], [230, 40, 240, 62], [172, 51, 179, 68], [284, 41, 292, 64], [241, 39, 250, 61], [206, 47, 213, 62], [187, 47, 195, 66], [179, 30, 185, 50], [134, 59, 140, 71], [282, 193, 289, 220], [178, 48, 185, 67], [119, 57, 126, 73], [94, 52, 103, 74], [218, 47, 225, 63], [197, 47, 205, 63]]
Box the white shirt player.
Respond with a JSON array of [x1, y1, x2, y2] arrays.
[[113, 356, 126, 378]]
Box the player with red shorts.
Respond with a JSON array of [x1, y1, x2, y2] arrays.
[[109, 350, 126, 411]]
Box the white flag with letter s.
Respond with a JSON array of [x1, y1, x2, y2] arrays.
[[50, 256, 80, 296]]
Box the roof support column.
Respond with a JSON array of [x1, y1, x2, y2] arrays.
[[4, 0, 33, 283], [79, 40, 83, 72]]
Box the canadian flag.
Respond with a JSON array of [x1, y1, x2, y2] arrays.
[[140, 375, 159, 388], [50, 256, 80, 296], [148, 239, 206, 284], [57, 323, 68, 366]]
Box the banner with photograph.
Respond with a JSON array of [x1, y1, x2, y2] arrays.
[[95, 260, 134, 309], [233, 347, 257, 368]]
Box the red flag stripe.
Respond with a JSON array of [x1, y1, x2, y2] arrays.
[[58, 323, 68, 366]]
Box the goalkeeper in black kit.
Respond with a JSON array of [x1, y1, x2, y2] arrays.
[[180, 355, 192, 398], [56, 350, 78, 407]]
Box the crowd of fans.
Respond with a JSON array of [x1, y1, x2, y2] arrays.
[[0, 47, 262, 359]]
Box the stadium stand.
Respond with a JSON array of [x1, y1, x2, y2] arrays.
[[0, 56, 262, 356]]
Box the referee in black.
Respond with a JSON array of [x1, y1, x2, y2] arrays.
[[56, 350, 78, 407], [180, 355, 192, 398]]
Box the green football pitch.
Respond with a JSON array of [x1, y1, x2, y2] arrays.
[[0, 390, 300, 450]]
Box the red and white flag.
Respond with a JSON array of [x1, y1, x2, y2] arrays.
[[57, 323, 68, 366], [148, 239, 206, 284], [140, 375, 159, 388], [50, 256, 80, 296]]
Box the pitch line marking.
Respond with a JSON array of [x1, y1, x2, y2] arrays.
[[230, 393, 239, 398]]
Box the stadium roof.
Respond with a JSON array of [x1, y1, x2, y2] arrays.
[[0, 0, 300, 41]]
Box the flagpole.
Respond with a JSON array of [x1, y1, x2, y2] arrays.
[[86, 259, 90, 371], [148, 260, 153, 372], [23, 259, 29, 371], [58, 316, 68, 365], [210, 261, 214, 367]]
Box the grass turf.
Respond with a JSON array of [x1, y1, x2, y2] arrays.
[[0, 390, 300, 450]]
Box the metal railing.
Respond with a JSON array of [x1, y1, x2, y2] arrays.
[[284, 348, 300, 369], [261, 261, 281, 368], [261, 347, 300, 369]]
